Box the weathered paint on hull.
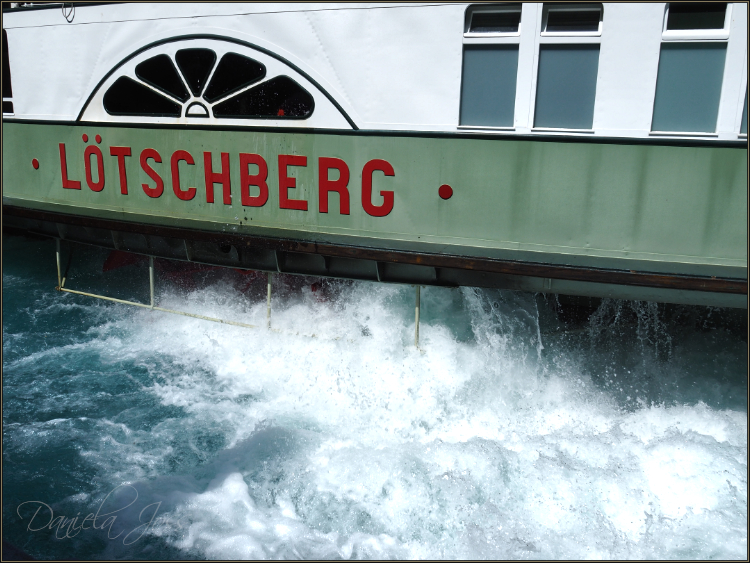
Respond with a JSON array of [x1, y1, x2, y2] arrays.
[[3, 121, 747, 307]]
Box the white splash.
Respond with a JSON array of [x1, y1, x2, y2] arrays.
[[30, 276, 750, 559]]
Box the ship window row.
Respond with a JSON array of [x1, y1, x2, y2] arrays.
[[464, 3, 603, 37], [459, 3, 745, 136]]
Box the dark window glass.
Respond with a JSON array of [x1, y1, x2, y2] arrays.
[[469, 9, 521, 33], [3, 30, 12, 98], [103, 76, 181, 117], [546, 8, 601, 32], [2, 100, 13, 114], [203, 52, 266, 103], [651, 43, 726, 132], [213, 76, 314, 119], [175, 48, 216, 97], [460, 45, 518, 126], [534, 44, 600, 129], [667, 3, 727, 30], [135, 54, 189, 102]]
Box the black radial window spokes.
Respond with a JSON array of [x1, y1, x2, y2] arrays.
[[213, 76, 314, 119], [103, 47, 315, 120], [175, 48, 216, 97], [135, 54, 190, 102], [203, 52, 266, 103], [103, 76, 181, 117]]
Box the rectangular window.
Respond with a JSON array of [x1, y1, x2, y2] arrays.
[[546, 9, 600, 32], [2, 29, 13, 115], [534, 44, 599, 130], [666, 3, 727, 31], [651, 43, 726, 133], [465, 4, 522, 36], [542, 3, 603, 36], [459, 45, 519, 127], [469, 11, 521, 34], [662, 3, 730, 40]]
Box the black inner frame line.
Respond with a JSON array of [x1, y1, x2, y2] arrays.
[[4, 117, 748, 149]]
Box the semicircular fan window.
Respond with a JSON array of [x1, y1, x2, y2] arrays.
[[103, 48, 314, 119]]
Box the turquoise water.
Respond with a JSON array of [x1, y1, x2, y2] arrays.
[[3, 234, 747, 559]]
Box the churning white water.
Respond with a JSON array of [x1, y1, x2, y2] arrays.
[[2, 237, 747, 559]]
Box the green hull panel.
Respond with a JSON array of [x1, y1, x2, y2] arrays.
[[3, 122, 747, 284]]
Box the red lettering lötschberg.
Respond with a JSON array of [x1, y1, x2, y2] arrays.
[[59, 143, 81, 190], [204, 152, 231, 204], [171, 150, 196, 201], [318, 157, 350, 215], [362, 159, 394, 217], [278, 155, 308, 211], [239, 153, 268, 207], [140, 148, 164, 198], [109, 146, 132, 195], [84, 145, 105, 192]]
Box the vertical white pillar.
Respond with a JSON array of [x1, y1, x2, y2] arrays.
[[149, 256, 155, 309], [415, 285, 421, 348], [267, 272, 273, 329], [55, 239, 62, 288]]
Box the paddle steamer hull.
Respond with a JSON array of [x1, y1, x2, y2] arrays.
[[2, 3, 747, 307]]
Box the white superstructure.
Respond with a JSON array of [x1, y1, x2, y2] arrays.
[[2, 2, 747, 140]]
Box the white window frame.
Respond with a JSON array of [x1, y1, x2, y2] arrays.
[[738, 85, 748, 139], [458, 3, 524, 131], [530, 3, 603, 134], [464, 3, 523, 39], [649, 4, 733, 137], [540, 3, 603, 38], [662, 2, 732, 42]]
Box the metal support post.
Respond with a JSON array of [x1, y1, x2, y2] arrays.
[[149, 256, 155, 308], [55, 239, 62, 289], [415, 285, 421, 348], [267, 272, 273, 329]]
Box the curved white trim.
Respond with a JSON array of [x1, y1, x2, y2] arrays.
[[79, 35, 351, 129], [76, 24, 361, 128]]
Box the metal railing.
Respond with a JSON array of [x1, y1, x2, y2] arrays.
[[54, 239, 422, 347]]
